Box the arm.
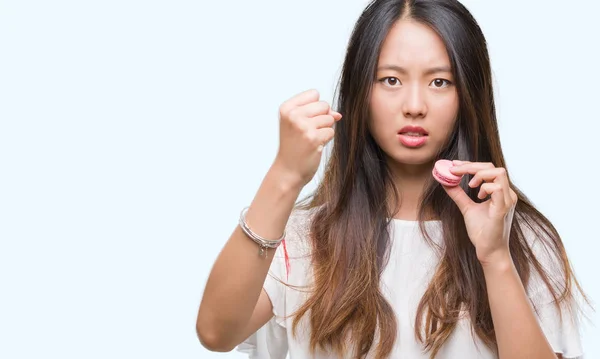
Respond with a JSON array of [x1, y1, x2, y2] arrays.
[[443, 161, 563, 359], [482, 252, 559, 359], [196, 163, 304, 351], [196, 89, 340, 352]]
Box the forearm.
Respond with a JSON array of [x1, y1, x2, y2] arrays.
[[197, 163, 304, 343], [482, 251, 557, 359]]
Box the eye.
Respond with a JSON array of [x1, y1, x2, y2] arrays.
[[430, 78, 452, 88], [379, 77, 402, 87]]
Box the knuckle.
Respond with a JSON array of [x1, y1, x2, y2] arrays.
[[307, 89, 320, 98], [316, 101, 330, 113], [294, 120, 307, 131], [288, 108, 300, 121], [279, 103, 290, 116], [303, 131, 317, 143]]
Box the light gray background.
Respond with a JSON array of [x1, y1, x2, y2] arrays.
[[0, 0, 598, 358]]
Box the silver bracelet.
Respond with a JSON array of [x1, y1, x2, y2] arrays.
[[239, 207, 285, 257]]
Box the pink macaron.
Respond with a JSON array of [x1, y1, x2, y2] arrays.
[[432, 159, 463, 187]]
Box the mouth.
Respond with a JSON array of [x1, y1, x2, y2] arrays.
[[398, 126, 429, 137], [397, 132, 428, 148], [398, 132, 428, 137]]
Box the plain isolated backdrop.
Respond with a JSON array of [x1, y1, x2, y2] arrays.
[[0, 0, 598, 358]]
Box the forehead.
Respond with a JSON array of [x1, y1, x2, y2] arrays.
[[378, 19, 451, 67]]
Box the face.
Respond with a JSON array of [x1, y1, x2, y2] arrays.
[[370, 19, 459, 167]]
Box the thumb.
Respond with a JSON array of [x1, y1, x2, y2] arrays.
[[328, 110, 342, 121], [442, 184, 473, 215]]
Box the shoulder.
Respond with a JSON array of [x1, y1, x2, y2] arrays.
[[515, 215, 564, 272]]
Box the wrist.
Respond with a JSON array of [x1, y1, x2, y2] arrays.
[[479, 248, 513, 273], [268, 161, 306, 193]]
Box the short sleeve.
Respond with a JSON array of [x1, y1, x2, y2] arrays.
[[236, 315, 288, 359], [532, 290, 584, 358], [524, 222, 585, 358], [263, 243, 289, 328], [237, 208, 312, 358]]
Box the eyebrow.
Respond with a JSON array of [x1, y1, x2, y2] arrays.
[[377, 65, 452, 75]]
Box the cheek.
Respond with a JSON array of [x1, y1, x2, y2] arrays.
[[369, 88, 398, 130], [431, 93, 459, 129], [369, 88, 385, 121], [369, 107, 394, 144]]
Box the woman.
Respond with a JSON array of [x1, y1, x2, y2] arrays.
[[196, 0, 587, 358]]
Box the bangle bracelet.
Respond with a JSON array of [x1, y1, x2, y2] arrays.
[[239, 207, 285, 257]]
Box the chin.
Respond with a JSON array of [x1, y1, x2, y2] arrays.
[[384, 148, 436, 166]]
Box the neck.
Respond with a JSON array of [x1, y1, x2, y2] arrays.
[[386, 159, 436, 221]]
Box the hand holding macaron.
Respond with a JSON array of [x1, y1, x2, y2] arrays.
[[433, 159, 518, 266]]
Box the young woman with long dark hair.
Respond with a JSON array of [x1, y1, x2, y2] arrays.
[[197, 0, 587, 357]]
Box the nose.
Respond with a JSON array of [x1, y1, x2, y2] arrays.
[[401, 84, 427, 119]]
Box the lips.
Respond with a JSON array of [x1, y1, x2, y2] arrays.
[[398, 134, 428, 147], [397, 125, 429, 147], [398, 125, 428, 136]]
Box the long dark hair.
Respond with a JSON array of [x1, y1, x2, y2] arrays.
[[290, 0, 587, 358]]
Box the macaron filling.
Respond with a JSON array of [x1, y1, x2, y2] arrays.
[[433, 167, 461, 184]]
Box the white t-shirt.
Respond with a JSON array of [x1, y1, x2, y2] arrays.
[[237, 208, 584, 358]]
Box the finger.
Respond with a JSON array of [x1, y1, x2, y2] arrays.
[[314, 127, 335, 151], [477, 183, 505, 205], [312, 114, 336, 129], [328, 110, 343, 121], [449, 162, 495, 176], [279, 89, 320, 114], [468, 167, 511, 205], [292, 101, 334, 118], [478, 183, 506, 208], [442, 184, 474, 215], [467, 168, 508, 188], [452, 160, 470, 165], [509, 188, 518, 206]]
